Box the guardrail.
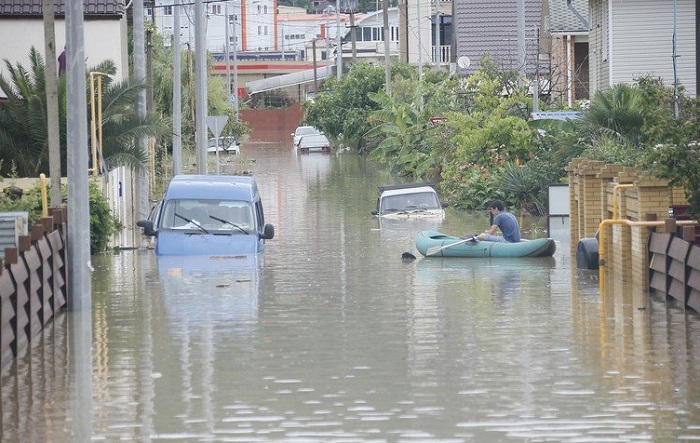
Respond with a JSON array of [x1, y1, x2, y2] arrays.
[[0, 208, 67, 368]]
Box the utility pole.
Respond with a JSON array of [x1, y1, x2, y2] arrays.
[[326, 15, 331, 77], [433, 4, 440, 65], [233, 10, 239, 121], [173, 0, 182, 175], [312, 39, 318, 92], [225, 1, 231, 104], [146, 1, 154, 113], [65, 0, 91, 312], [383, 0, 391, 95], [350, 10, 357, 62], [194, 0, 208, 174], [133, 0, 149, 222], [336, 0, 342, 81], [517, 0, 525, 80], [417, 0, 423, 82]]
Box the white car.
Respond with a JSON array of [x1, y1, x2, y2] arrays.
[[292, 126, 322, 147], [207, 136, 240, 155], [297, 133, 331, 153], [371, 183, 447, 218]]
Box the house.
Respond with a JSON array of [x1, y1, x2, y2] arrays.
[[453, 0, 544, 76], [152, 0, 277, 53], [406, 0, 452, 67], [588, 0, 697, 97], [541, 0, 589, 107], [0, 0, 129, 99]]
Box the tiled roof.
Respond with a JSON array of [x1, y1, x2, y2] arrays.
[[548, 0, 589, 33], [454, 0, 543, 75], [0, 0, 124, 16]]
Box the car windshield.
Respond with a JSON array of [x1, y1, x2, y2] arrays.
[[160, 199, 255, 234], [380, 192, 440, 212], [296, 127, 318, 136]]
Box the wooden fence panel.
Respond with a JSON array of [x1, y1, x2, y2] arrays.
[[22, 244, 43, 340], [0, 211, 67, 368], [36, 237, 54, 325], [8, 256, 30, 358], [668, 237, 691, 305], [687, 245, 700, 313], [0, 270, 16, 367], [648, 232, 672, 295], [47, 230, 66, 311]]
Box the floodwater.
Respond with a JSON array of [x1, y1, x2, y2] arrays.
[[2, 144, 700, 442]]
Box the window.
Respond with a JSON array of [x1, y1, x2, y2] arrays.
[[212, 4, 221, 14], [264, 5, 268, 13], [257, 5, 261, 13], [163, 5, 172, 15]]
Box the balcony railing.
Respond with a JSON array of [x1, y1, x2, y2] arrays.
[[432, 45, 451, 66]]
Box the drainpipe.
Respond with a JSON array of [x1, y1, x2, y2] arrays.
[[567, 35, 572, 107]]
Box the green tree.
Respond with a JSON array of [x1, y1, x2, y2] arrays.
[[150, 33, 249, 150], [303, 62, 387, 151], [0, 47, 170, 177], [365, 88, 432, 176]]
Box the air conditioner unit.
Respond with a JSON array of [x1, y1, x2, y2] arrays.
[[0, 211, 29, 260]]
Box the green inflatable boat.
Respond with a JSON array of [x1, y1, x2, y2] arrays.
[[416, 231, 557, 258]]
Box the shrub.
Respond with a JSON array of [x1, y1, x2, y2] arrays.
[[0, 180, 121, 254]]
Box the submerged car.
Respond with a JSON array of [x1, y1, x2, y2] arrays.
[[291, 125, 322, 147], [371, 183, 447, 218], [207, 136, 240, 154], [137, 175, 274, 256], [297, 133, 331, 153]]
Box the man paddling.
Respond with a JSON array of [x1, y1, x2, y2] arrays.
[[477, 200, 521, 243]]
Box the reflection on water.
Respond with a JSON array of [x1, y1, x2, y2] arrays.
[[1, 145, 699, 442]]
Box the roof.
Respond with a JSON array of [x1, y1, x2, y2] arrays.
[[247, 67, 333, 94], [378, 183, 437, 196], [0, 0, 124, 16], [454, 0, 543, 75], [165, 175, 259, 201], [546, 0, 589, 33]]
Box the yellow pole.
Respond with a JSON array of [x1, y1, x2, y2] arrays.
[[598, 218, 697, 293], [612, 184, 634, 220], [97, 75, 104, 174], [89, 72, 98, 175], [39, 173, 48, 216]]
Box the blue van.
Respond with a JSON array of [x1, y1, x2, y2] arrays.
[[137, 175, 274, 256]]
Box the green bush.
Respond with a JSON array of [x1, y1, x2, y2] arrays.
[[0, 181, 121, 254]]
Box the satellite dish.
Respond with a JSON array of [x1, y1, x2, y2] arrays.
[[457, 56, 471, 69]]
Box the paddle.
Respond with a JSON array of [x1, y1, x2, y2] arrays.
[[425, 235, 478, 257]]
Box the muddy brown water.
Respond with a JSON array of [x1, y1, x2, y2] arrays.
[[1, 144, 699, 442]]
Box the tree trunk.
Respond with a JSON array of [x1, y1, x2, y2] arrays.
[[43, 0, 62, 207]]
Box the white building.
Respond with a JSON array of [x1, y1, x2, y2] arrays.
[[151, 0, 276, 53]]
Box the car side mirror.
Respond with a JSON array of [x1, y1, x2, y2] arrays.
[[371, 210, 378, 216], [262, 223, 275, 240], [441, 201, 448, 208], [136, 220, 156, 236]]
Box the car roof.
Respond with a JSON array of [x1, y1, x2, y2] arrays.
[[378, 182, 437, 195], [164, 174, 258, 201], [380, 186, 438, 198]]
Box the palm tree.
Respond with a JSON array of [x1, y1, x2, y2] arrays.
[[579, 83, 645, 144], [0, 47, 170, 177]]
